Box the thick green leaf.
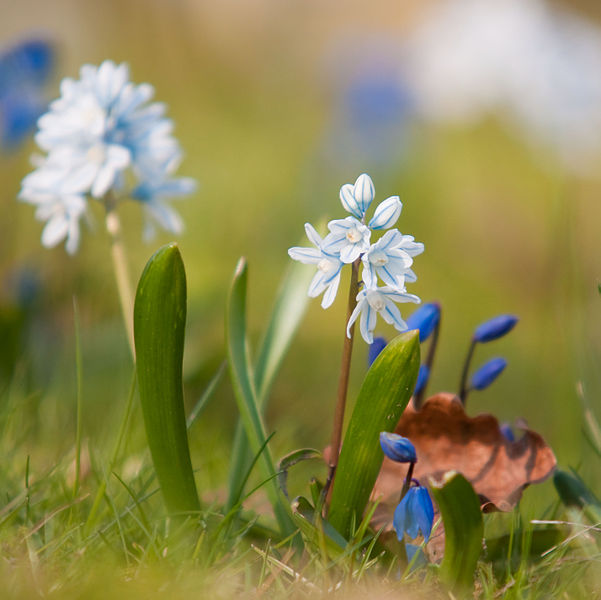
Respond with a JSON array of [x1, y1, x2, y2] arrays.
[[328, 331, 420, 539], [134, 243, 200, 517], [431, 472, 483, 593], [227, 261, 313, 509], [225, 258, 294, 535]]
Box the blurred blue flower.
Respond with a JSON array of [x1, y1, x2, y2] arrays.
[[406, 302, 441, 342], [0, 38, 54, 149], [288, 224, 344, 309], [20, 60, 195, 253], [405, 543, 427, 567], [339, 173, 374, 219], [473, 315, 518, 343], [393, 484, 434, 542], [368, 336, 387, 366], [347, 286, 420, 344], [500, 423, 515, 442], [413, 364, 430, 396], [380, 432, 417, 463], [471, 357, 507, 390]]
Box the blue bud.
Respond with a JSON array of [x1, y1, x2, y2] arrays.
[[471, 357, 507, 390], [393, 484, 434, 542], [379, 432, 417, 463], [500, 423, 515, 442], [406, 302, 441, 343], [473, 314, 518, 343], [368, 337, 387, 367], [413, 364, 429, 396]]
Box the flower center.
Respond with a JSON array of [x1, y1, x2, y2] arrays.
[[369, 250, 388, 267], [86, 143, 106, 165], [346, 227, 362, 244], [367, 290, 385, 311], [317, 258, 333, 273]]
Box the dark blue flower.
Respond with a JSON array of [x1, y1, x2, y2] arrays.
[[0, 39, 54, 149], [471, 357, 507, 390], [473, 315, 518, 343], [413, 364, 429, 396], [406, 302, 441, 342], [500, 423, 515, 442], [368, 336, 387, 366], [380, 432, 417, 463], [393, 485, 434, 542]]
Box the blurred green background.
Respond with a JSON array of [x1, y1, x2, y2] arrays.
[[1, 0, 600, 512]]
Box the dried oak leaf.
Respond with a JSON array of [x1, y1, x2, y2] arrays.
[[373, 393, 557, 513]]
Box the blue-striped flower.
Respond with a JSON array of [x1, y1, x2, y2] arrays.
[[324, 216, 371, 263], [288, 224, 344, 309], [347, 285, 420, 344], [362, 229, 423, 288], [19, 60, 195, 253], [339, 173, 375, 219]]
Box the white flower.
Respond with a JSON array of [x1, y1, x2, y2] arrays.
[[362, 230, 424, 288], [347, 285, 421, 344], [288, 223, 344, 309], [19, 59, 195, 253], [339, 173, 375, 219], [368, 195, 402, 230], [323, 216, 371, 263]]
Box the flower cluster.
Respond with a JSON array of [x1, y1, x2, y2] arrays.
[[288, 174, 423, 344], [19, 60, 195, 254]]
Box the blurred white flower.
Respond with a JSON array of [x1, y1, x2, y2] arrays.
[[404, 0, 601, 171], [20, 60, 195, 253]]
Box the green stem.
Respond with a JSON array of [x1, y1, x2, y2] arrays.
[[400, 461, 415, 500], [73, 297, 83, 500], [105, 207, 135, 359], [84, 371, 137, 536], [323, 259, 360, 507]]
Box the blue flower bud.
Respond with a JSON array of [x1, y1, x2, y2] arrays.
[[368, 195, 402, 230], [470, 357, 507, 390], [406, 302, 441, 342], [368, 336, 387, 367], [393, 484, 434, 542], [379, 432, 417, 463], [413, 364, 429, 396], [500, 423, 515, 442], [473, 314, 518, 343]]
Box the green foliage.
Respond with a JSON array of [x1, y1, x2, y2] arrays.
[[134, 243, 200, 517], [226, 259, 313, 510], [431, 472, 483, 594], [328, 331, 420, 539], [225, 257, 295, 536]]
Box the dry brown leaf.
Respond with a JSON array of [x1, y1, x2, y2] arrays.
[[372, 392, 557, 514]]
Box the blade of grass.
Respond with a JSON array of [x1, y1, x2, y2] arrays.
[[227, 261, 312, 510], [225, 258, 294, 536]]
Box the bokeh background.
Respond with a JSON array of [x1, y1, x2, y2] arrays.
[[1, 0, 600, 512]]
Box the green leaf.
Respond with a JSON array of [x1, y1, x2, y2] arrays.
[[291, 496, 347, 559], [225, 258, 295, 536], [430, 472, 483, 593], [277, 448, 322, 499], [134, 243, 200, 517], [227, 261, 313, 509], [328, 331, 420, 539]]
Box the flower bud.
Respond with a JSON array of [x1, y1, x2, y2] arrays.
[[379, 432, 417, 463], [368, 195, 402, 230], [368, 336, 387, 367], [339, 183, 362, 219], [473, 314, 518, 343], [406, 302, 441, 342], [354, 173, 375, 214], [393, 484, 434, 542], [499, 423, 515, 442], [471, 357, 507, 390]]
